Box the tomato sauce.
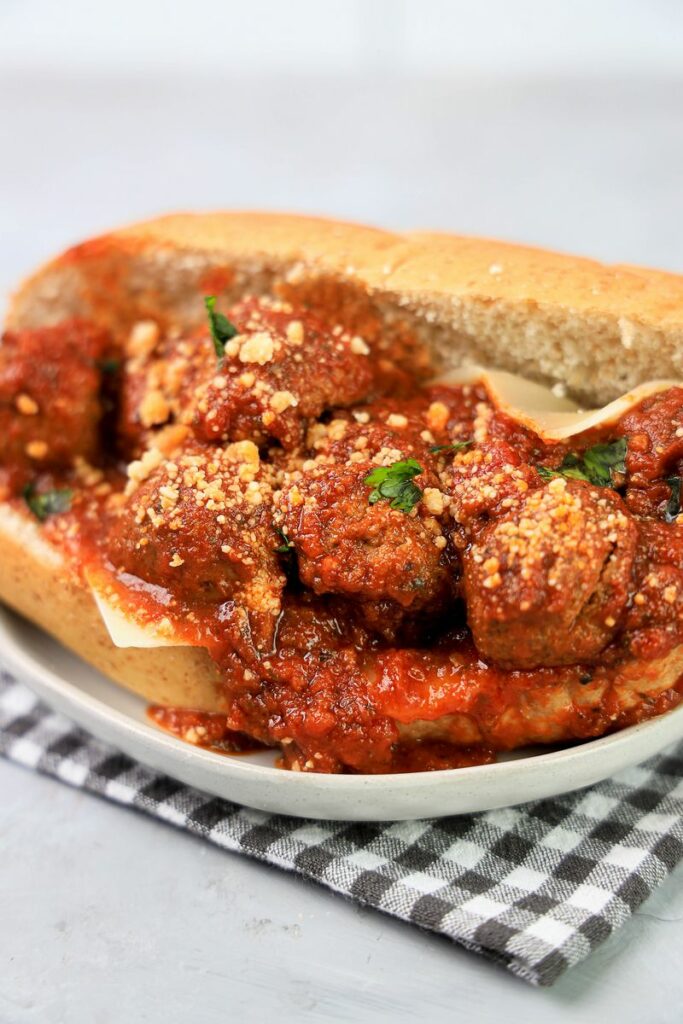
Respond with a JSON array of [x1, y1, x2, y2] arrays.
[[148, 706, 268, 755], [4, 309, 683, 774]]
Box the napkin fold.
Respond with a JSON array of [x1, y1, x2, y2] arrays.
[[2, 667, 682, 986]]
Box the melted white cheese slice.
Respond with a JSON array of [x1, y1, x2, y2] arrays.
[[88, 577, 186, 648], [434, 367, 679, 440]]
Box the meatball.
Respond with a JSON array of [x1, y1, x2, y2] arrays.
[[444, 439, 539, 527], [277, 459, 450, 617], [621, 386, 683, 486], [463, 477, 637, 669], [192, 297, 378, 450], [0, 320, 108, 486], [107, 440, 285, 650], [619, 522, 683, 661], [622, 562, 683, 660], [306, 399, 437, 464], [117, 320, 214, 458]]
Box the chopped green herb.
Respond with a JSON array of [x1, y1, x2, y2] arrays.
[[23, 483, 73, 522], [537, 455, 588, 483], [273, 526, 297, 579], [429, 440, 473, 455], [364, 458, 424, 513], [538, 438, 627, 489], [204, 295, 238, 360], [98, 357, 121, 374], [665, 476, 682, 523], [582, 439, 628, 486], [273, 526, 294, 554]]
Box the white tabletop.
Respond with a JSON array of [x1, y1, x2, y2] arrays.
[[1, 61, 682, 1023]]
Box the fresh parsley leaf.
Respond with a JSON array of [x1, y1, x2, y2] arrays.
[[429, 440, 473, 455], [97, 357, 121, 374], [273, 526, 295, 554], [537, 438, 627, 489], [538, 452, 591, 483], [582, 438, 627, 487], [364, 458, 424, 513], [273, 526, 298, 580], [204, 295, 238, 360], [23, 483, 73, 522], [665, 476, 682, 523]]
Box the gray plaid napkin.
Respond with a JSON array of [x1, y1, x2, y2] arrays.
[[2, 668, 682, 987]]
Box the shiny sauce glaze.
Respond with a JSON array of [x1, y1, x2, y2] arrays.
[[2, 303, 683, 773], [147, 706, 268, 755]]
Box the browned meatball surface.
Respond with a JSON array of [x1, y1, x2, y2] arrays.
[[621, 386, 683, 485], [117, 320, 215, 458], [0, 320, 108, 487], [273, 399, 459, 638], [192, 296, 379, 450], [118, 300, 385, 457], [444, 439, 540, 527], [306, 398, 438, 464], [463, 477, 637, 669], [278, 463, 447, 606], [107, 440, 285, 648]]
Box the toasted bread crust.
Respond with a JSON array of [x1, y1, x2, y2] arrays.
[[113, 211, 683, 325], [9, 212, 683, 405], [0, 505, 224, 709]]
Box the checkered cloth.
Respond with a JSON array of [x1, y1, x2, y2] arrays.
[[2, 669, 682, 986]]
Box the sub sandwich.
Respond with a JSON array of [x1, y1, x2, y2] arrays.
[[2, 212, 683, 773]]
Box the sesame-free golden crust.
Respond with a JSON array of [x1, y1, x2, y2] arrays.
[[10, 211, 683, 410], [110, 211, 683, 327], [11, 209, 683, 328]]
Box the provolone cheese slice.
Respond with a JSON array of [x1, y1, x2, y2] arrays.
[[87, 576, 186, 649], [434, 366, 679, 440]]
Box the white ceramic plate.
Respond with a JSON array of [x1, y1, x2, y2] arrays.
[[3, 606, 683, 821]]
